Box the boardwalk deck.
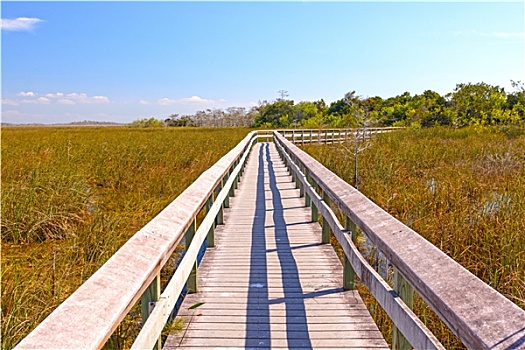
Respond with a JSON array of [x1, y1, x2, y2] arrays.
[[164, 143, 388, 349]]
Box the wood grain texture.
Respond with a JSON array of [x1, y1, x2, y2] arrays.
[[274, 132, 525, 350], [164, 143, 388, 350]]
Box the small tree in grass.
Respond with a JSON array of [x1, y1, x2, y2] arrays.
[[129, 117, 165, 128]]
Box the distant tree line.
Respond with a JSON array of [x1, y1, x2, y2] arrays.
[[164, 107, 255, 127], [130, 81, 525, 128]]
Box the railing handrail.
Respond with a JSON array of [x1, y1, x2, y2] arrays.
[[15, 131, 260, 349], [15, 127, 524, 349], [130, 131, 258, 349], [275, 127, 401, 144], [273, 131, 525, 350]]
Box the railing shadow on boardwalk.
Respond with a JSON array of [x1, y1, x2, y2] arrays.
[[245, 143, 314, 349], [266, 143, 313, 349], [245, 144, 271, 348]]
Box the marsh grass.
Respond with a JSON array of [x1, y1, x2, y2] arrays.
[[1, 126, 249, 349], [303, 126, 525, 349]]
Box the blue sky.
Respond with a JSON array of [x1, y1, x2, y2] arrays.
[[1, 1, 524, 124]]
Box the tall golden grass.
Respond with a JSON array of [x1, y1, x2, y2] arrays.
[[3, 126, 523, 349], [1, 126, 249, 349], [302, 126, 525, 349]]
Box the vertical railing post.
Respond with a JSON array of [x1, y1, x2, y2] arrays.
[[298, 177, 304, 197], [343, 216, 358, 290], [230, 162, 237, 196], [298, 163, 305, 197], [301, 130, 304, 145], [141, 273, 161, 349], [186, 219, 198, 293], [216, 183, 224, 226], [234, 171, 240, 190], [311, 182, 318, 222], [205, 194, 215, 248], [223, 175, 230, 208], [304, 170, 311, 207], [321, 191, 331, 244], [292, 156, 300, 190], [393, 270, 414, 350]]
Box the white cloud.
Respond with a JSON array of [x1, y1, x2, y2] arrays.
[[58, 93, 109, 104], [139, 99, 150, 105], [158, 98, 177, 105], [6, 92, 110, 105], [1, 17, 43, 32], [91, 96, 110, 104], [36, 97, 51, 104], [45, 92, 64, 98], [20, 97, 51, 105], [58, 99, 76, 105], [18, 91, 35, 97], [182, 95, 214, 104], [158, 95, 215, 106], [2, 99, 19, 106]]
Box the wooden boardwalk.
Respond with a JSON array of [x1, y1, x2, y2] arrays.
[[164, 142, 388, 349]]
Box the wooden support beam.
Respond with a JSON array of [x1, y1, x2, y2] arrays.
[[215, 184, 224, 226], [205, 195, 215, 248], [344, 216, 357, 290], [223, 176, 230, 208], [186, 219, 198, 293], [393, 270, 415, 350], [322, 191, 331, 244], [141, 273, 161, 350]]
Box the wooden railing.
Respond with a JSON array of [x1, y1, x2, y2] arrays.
[[273, 131, 525, 350], [14, 128, 525, 350], [276, 127, 401, 144], [15, 131, 261, 349]]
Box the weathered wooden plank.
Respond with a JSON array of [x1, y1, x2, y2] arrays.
[[168, 337, 389, 348], [275, 132, 525, 350], [172, 321, 379, 331], [169, 329, 386, 339], [177, 308, 371, 317], [175, 301, 368, 311]]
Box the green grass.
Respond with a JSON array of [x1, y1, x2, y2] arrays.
[[1, 126, 249, 349], [302, 126, 525, 349], [4, 125, 523, 349]]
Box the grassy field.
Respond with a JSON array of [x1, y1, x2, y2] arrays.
[[3, 126, 524, 349], [1, 126, 249, 349], [301, 126, 525, 349]]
